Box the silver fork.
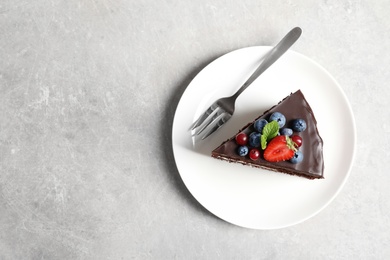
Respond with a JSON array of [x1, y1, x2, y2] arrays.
[[191, 27, 302, 140]]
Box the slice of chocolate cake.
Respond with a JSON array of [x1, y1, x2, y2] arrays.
[[211, 90, 324, 179]]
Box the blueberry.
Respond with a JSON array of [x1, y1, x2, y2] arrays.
[[290, 150, 304, 164], [291, 118, 307, 132], [237, 145, 249, 156], [254, 119, 268, 133], [269, 112, 286, 128], [280, 128, 293, 136], [249, 132, 261, 147]]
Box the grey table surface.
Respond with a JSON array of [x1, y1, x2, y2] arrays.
[[1, 0, 389, 259]]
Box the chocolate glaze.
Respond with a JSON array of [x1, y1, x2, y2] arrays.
[[211, 90, 324, 179]]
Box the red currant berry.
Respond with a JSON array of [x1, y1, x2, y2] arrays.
[[291, 135, 302, 148], [249, 148, 260, 160], [235, 132, 248, 145]]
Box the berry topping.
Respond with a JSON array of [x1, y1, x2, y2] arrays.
[[290, 150, 304, 164], [237, 146, 249, 156], [280, 128, 293, 136], [291, 135, 302, 148], [291, 118, 307, 132], [269, 112, 286, 128], [249, 148, 260, 161], [254, 119, 268, 133], [263, 135, 296, 162], [235, 132, 248, 145], [249, 132, 261, 147], [233, 114, 306, 164]]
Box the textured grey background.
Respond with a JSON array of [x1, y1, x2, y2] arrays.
[[1, 0, 389, 259]]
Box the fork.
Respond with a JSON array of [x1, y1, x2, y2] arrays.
[[191, 27, 302, 140]]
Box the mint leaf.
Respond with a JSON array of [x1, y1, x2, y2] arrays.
[[260, 121, 279, 149], [263, 121, 279, 141], [261, 135, 267, 150]]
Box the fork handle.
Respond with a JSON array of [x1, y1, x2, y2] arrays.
[[232, 27, 302, 99]]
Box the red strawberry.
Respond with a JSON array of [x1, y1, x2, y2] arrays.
[[263, 135, 296, 162]]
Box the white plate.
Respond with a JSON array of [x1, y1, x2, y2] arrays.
[[172, 46, 356, 229]]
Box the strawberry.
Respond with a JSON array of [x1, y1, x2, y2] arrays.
[[263, 135, 297, 162]]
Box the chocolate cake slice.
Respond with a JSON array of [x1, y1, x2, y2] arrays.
[[211, 90, 324, 179]]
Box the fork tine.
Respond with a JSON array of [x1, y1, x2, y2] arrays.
[[189, 108, 211, 130], [190, 102, 219, 130], [201, 113, 232, 140], [191, 106, 222, 136]]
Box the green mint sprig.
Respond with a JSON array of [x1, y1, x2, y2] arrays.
[[260, 120, 279, 150]]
